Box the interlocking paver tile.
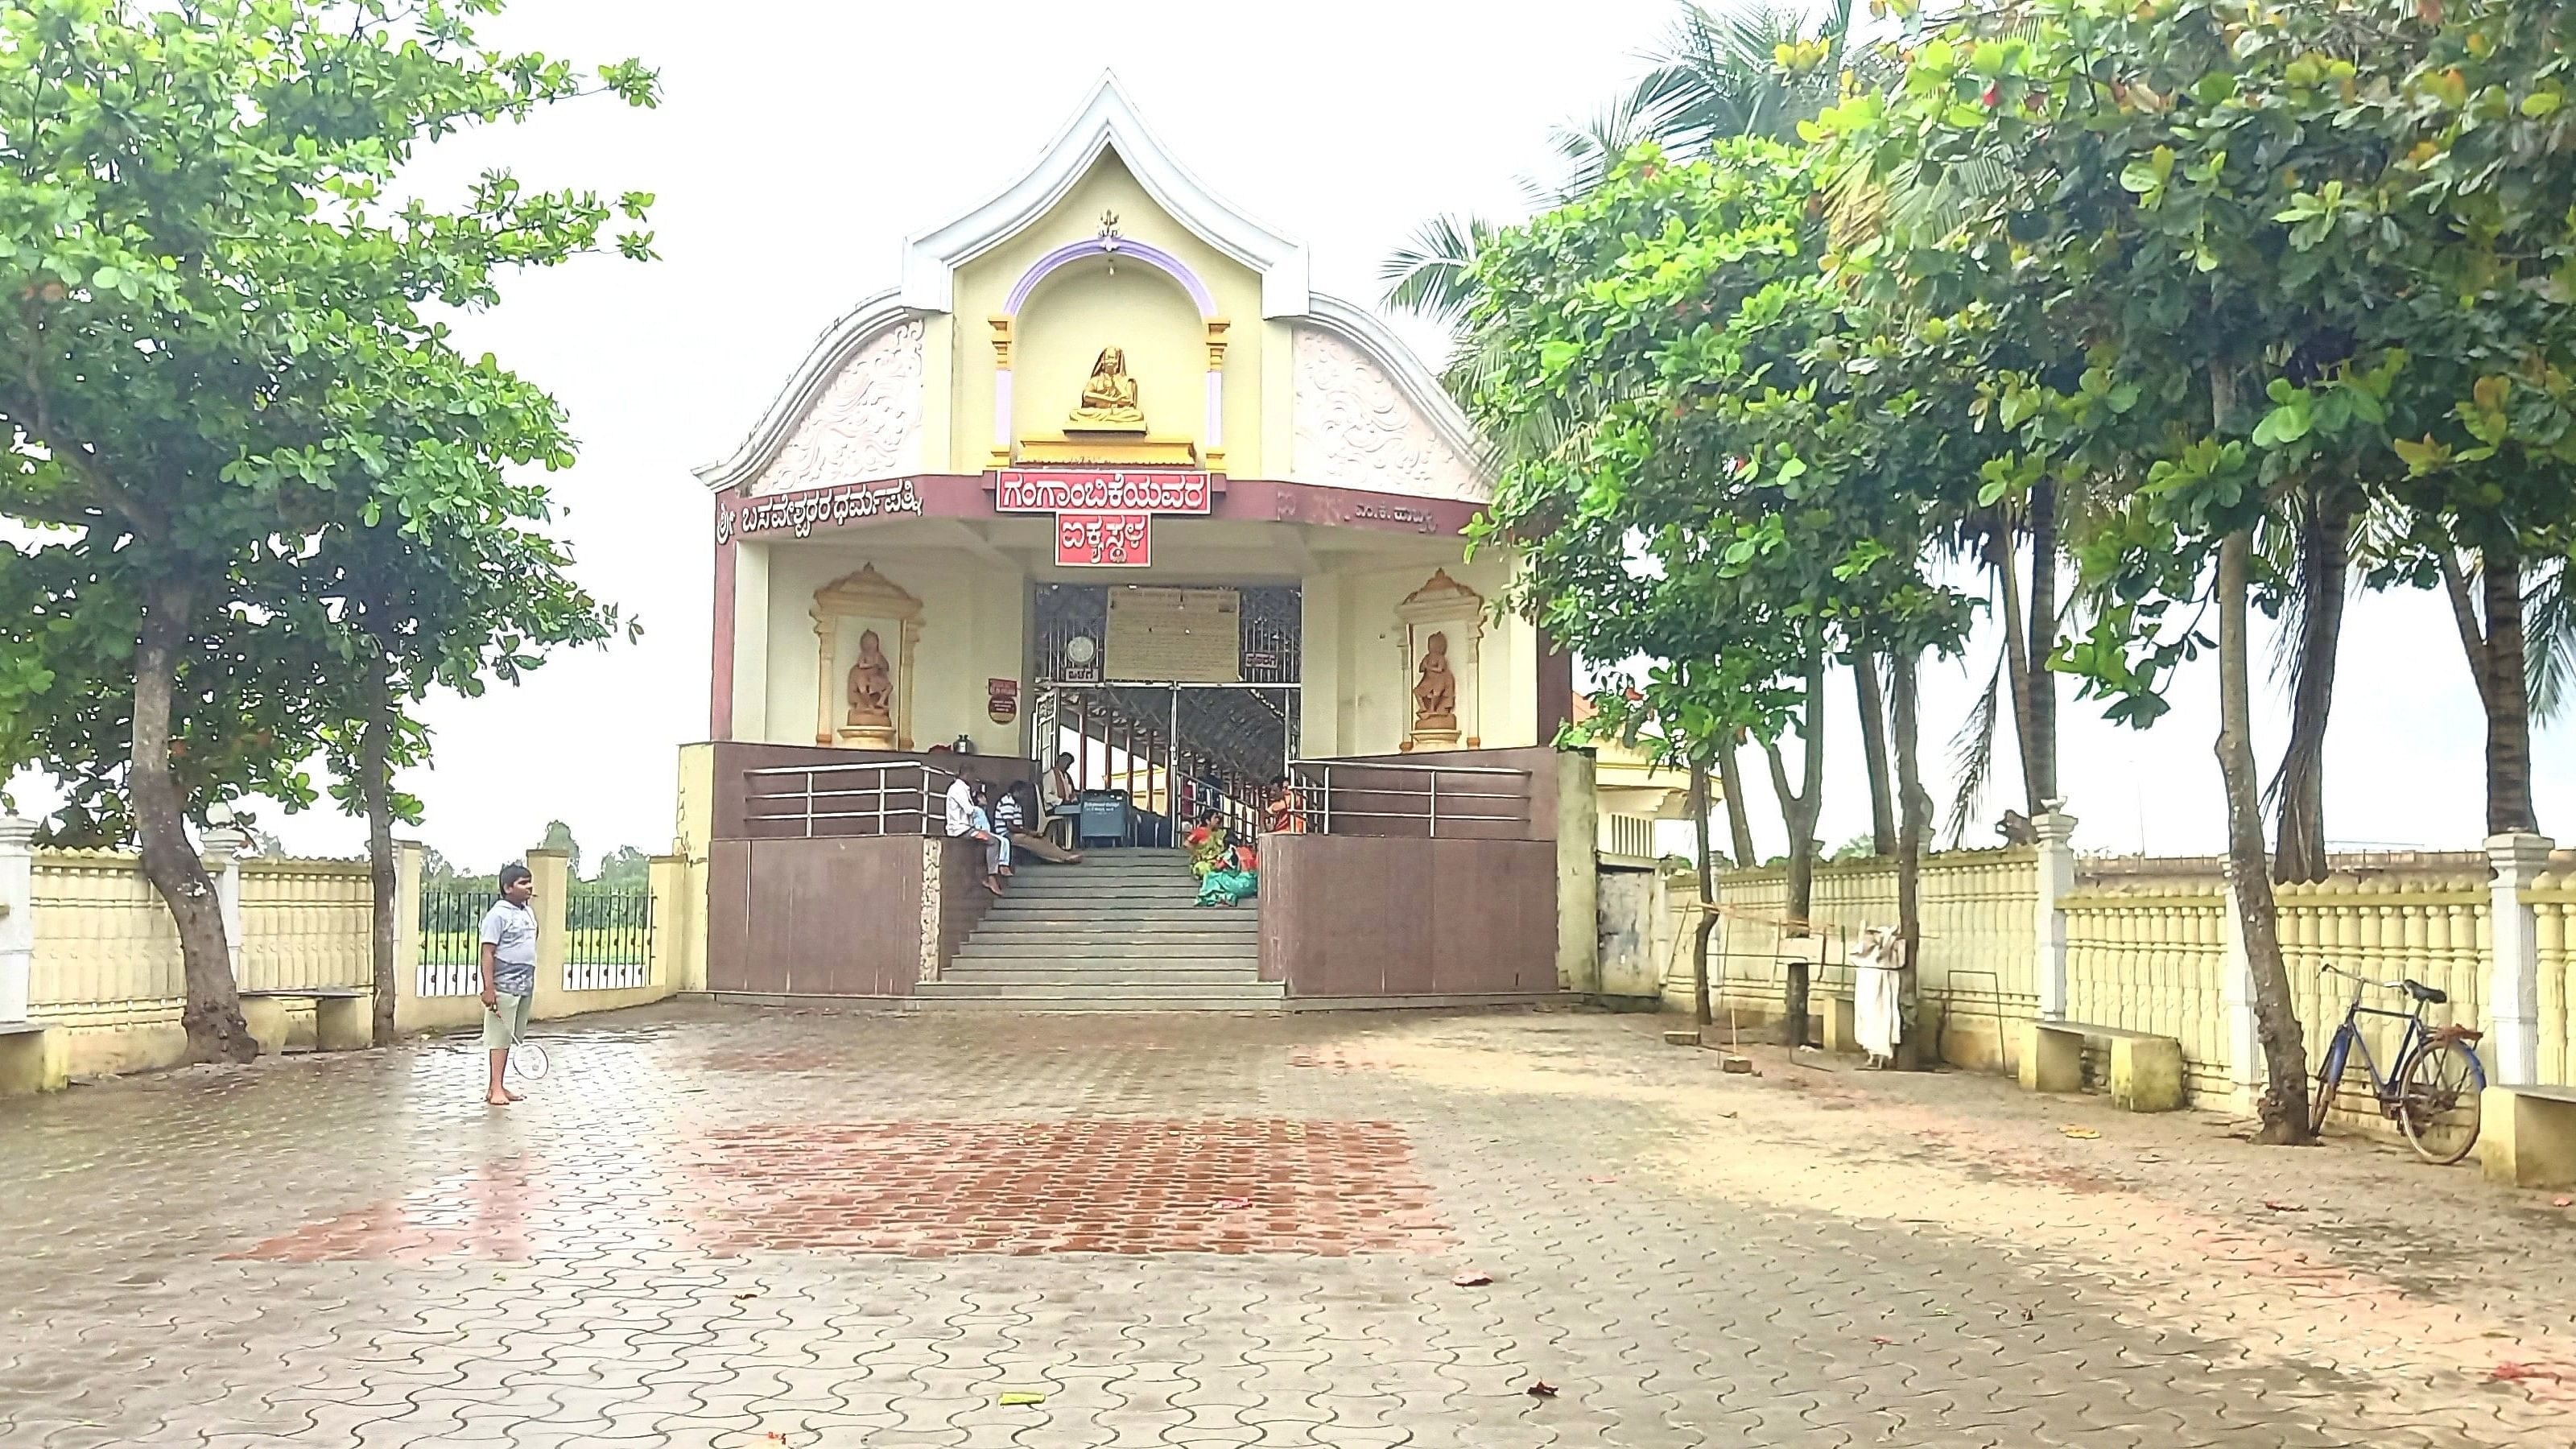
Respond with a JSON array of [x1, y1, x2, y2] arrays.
[[4, 1005, 2572, 1445]]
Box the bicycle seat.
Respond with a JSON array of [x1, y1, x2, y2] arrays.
[[2402, 979, 2447, 1005]]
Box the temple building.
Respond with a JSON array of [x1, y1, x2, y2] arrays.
[[667, 77, 1600, 1009]]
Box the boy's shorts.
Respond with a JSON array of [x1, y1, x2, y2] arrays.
[[482, 991, 531, 1051]]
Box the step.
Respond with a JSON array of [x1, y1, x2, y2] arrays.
[[952, 953, 1260, 971], [974, 913, 1258, 927], [999, 881, 1211, 892], [976, 906, 1256, 920], [910, 997, 1286, 1013], [939, 967, 1267, 986], [913, 981, 1286, 1004], [960, 934, 1258, 951]]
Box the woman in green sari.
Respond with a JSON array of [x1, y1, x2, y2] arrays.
[[1184, 811, 1229, 880], [1196, 839, 1257, 907]]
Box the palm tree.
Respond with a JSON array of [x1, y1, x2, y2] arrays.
[[1624, 0, 1857, 151], [1381, 1, 1861, 334]]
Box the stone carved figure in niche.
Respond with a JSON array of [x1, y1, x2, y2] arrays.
[[846, 630, 895, 729], [1068, 345, 1145, 430], [1412, 631, 1459, 733]]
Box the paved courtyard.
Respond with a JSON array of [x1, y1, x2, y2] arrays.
[[4, 1005, 2574, 1447]]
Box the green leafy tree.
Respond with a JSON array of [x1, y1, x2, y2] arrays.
[[0, 0, 655, 1062], [1468, 139, 1971, 1043], [1810, 0, 2576, 1137], [539, 819, 581, 879], [592, 845, 650, 887]]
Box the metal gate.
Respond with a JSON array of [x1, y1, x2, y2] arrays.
[[1027, 583, 1302, 843]]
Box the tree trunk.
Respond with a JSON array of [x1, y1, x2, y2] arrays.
[[1765, 649, 1827, 1047], [1854, 653, 1896, 855], [1891, 647, 1928, 1070], [2216, 531, 2313, 1143], [2272, 491, 2351, 884], [361, 653, 399, 1047], [2481, 547, 2538, 835], [1687, 762, 1715, 1029], [132, 576, 254, 1064], [2025, 481, 2061, 809], [1716, 737, 1758, 869], [1994, 528, 2040, 813]]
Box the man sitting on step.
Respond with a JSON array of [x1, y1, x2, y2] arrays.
[[943, 774, 1005, 896]]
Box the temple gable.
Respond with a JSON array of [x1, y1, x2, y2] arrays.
[[749, 318, 925, 496], [1290, 325, 1487, 503]]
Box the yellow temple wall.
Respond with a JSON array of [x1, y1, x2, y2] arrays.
[[1308, 555, 1531, 758], [945, 154, 1266, 477], [758, 545, 1028, 757]]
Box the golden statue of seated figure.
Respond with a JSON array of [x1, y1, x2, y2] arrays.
[[1067, 345, 1145, 431]]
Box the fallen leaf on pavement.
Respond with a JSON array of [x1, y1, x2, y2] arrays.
[[1869, 1335, 1893, 1346], [1524, 1381, 1559, 1398], [2555, 1197, 2573, 1208], [1585, 1175, 1618, 1183], [1451, 1271, 1493, 1286], [733, 1292, 760, 1300], [2491, 1362, 2570, 1384], [2058, 1126, 2100, 1140], [999, 1390, 1047, 1406], [1211, 1197, 1251, 1210], [2262, 1200, 2306, 1212]]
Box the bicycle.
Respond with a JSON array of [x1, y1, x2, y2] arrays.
[[2310, 964, 2484, 1164]]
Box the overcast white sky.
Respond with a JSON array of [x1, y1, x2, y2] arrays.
[[8, 0, 2567, 868]]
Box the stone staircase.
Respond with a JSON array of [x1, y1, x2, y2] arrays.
[[914, 848, 1282, 1011]]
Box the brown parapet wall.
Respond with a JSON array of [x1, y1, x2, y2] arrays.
[[1261, 834, 1558, 998]]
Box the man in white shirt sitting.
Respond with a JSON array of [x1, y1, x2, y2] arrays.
[[944, 774, 1005, 895]]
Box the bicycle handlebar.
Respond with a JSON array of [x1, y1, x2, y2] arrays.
[[2321, 963, 2406, 991]]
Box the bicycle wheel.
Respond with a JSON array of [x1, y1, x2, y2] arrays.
[[2310, 1036, 2349, 1137], [2394, 1038, 2483, 1165], [509, 1038, 550, 1081]]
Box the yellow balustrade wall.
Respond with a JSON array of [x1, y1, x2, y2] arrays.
[[2062, 888, 2231, 1099], [1669, 848, 2037, 1063], [20, 844, 688, 1086], [239, 860, 374, 993], [1658, 848, 2561, 1112], [28, 849, 190, 1075], [2538, 871, 2576, 1087], [2281, 872, 2491, 1071]]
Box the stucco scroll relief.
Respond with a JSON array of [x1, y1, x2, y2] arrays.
[[752, 320, 925, 496], [1290, 326, 1487, 504]]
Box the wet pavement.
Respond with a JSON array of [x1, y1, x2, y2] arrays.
[[2, 1003, 2571, 1447]]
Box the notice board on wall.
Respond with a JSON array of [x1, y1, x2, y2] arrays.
[[1104, 587, 1241, 683]]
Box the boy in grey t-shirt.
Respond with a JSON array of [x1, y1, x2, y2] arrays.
[[478, 863, 539, 1106]]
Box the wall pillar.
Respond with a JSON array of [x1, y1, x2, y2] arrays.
[[648, 853, 688, 994], [526, 848, 572, 1022], [2032, 811, 2077, 1022], [200, 824, 254, 986], [2220, 874, 2264, 1108], [0, 815, 35, 1022], [1555, 751, 1600, 995], [2487, 832, 2554, 1086], [391, 840, 424, 1034]]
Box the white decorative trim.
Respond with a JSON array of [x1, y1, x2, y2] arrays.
[[696, 290, 916, 493], [747, 320, 926, 497], [1301, 294, 1492, 487], [1291, 316, 1490, 503], [902, 73, 1310, 319], [1204, 370, 1224, 451], [918, 839, 943, 984]]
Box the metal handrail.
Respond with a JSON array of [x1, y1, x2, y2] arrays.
[[741, 760, 964, 840], [1286, 758, 1537, 840]]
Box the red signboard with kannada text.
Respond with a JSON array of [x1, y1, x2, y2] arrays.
[[997, 469, 1210, 514], [1055, 511, 1153, 568]]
